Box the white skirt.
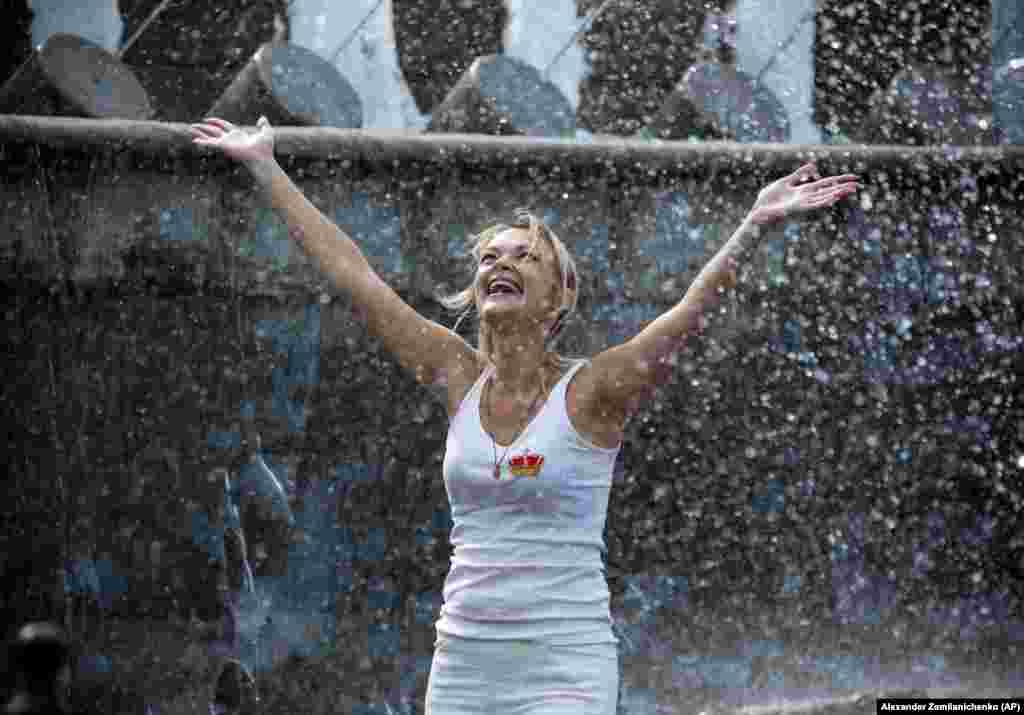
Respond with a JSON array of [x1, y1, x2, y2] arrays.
[[426, 634, 619, 715]]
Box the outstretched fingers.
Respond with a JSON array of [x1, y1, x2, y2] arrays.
[[800, 177, 858, 204], [189, 118, 232, 138], [805, 174, 859, 193], [204, 117, 234, 131], [803, 186, 857, 209], [189, 123, 219, 139]]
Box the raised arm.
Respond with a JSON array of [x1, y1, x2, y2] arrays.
[[582, 163, 860, 416], [190, 117, 476, 388]]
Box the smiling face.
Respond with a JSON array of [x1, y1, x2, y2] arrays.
[[475, 227, 562, 330]]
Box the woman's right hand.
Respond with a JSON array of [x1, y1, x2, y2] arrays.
[[190, 116, 275, 168]]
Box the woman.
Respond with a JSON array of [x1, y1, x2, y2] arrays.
[[190, 115, 858, 714]]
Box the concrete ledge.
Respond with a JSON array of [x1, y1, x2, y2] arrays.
[[2, 114, 1024, 312], [3, 115, 1024, 174]]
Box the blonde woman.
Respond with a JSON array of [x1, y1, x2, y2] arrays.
[[190, 115, 858, 714]]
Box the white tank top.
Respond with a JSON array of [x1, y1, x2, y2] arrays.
[[437, 358, 621, 646]]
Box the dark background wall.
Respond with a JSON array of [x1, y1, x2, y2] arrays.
[[1, 119, 1023, 711], [812, 0, 992, 143]]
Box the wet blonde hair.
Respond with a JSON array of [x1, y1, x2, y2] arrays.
[[437, 209, 580, 367]]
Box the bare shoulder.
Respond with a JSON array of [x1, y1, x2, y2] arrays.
[[443, 347, 487, 419], [565, 359, 626, 450]]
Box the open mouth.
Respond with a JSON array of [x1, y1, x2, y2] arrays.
[[486, 277, 522, 297]]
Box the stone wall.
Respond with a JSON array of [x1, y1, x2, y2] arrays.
[[2, 117, 1024, 710]]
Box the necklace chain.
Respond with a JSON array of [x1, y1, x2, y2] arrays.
[[484, 372, 546, 479]]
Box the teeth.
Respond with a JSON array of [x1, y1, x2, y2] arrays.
[[489, 279, 520, 295]]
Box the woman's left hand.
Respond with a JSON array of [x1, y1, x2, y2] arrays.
[[749, 162, 860, 225]]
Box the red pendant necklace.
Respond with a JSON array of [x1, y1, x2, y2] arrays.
[[484, 374, 545, 480]]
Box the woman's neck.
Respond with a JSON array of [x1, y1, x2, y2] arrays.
[[484, 331, 556, 398]]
